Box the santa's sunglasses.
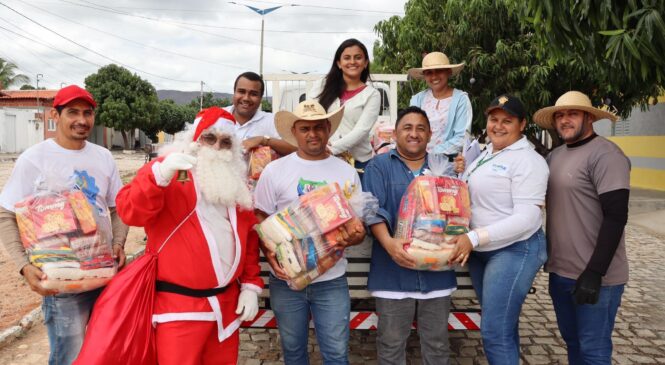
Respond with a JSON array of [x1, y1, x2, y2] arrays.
[[199, 133, 233, 149]]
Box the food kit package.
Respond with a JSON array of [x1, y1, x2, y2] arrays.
[[395, 176, 471, 271], [249, 146, 278, 181], [256, 182, 377, 290], [15, 188, 116, 293]]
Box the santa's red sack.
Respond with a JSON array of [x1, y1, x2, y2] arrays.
[[74, 252, 157, 365]]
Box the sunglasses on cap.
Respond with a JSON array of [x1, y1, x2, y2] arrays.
[[198, 133, 233, 149]]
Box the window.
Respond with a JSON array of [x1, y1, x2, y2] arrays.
[[48, 119, 56, 131]]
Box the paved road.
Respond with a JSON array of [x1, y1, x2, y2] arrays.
[[0, 223, 663, 364]]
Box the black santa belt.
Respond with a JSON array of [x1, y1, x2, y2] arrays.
[[155, 280, 228, 298]]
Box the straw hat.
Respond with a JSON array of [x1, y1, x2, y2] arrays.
[[407, 52, 465, 80], [275, 100, 344, 146], [533, 91, 619, 129]]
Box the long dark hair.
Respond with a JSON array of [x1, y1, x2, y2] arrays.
[[317, 38, 371, 110]]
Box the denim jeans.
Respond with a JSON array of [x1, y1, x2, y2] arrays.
[[42, 288, 102, 365], [467, 229, 547, 365], [549, 273, 624, 365], [375, 296, 451, 365], [269, 274, 350, 365]]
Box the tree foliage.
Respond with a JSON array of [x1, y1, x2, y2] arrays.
[[157, 99, 197, 135], [0, 58, 30, 89], [372, 0, 664, 149], [187, 92, 230, 110], [512, 0, 665, 86], [85, 64, 159, 149]]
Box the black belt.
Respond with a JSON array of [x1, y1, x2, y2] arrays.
[[155, 280, 228, 298]]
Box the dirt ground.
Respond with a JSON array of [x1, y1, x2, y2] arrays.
[[0, 152, 146, 329]]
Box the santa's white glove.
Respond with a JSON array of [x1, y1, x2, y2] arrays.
[[235, 289, 259, 322], [158, 153, 197, 182]]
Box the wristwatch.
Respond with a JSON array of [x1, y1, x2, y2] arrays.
[[263, 135, 271, 146]]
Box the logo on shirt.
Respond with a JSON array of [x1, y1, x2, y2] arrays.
[[74, 170, 101, 211], [297, 178, 327, 196]]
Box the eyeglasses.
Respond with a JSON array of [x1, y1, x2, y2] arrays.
[[199, 133, 233, 149]]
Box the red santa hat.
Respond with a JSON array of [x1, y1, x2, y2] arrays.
[[192, 107, 237, 141]]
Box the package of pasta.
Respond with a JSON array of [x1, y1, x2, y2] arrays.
[[14, 182, 116, 293], [256, 182, 377, 290], [395, 176, 471, 271]]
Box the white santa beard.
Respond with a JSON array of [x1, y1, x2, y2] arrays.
[[194, 147, 253, 209]]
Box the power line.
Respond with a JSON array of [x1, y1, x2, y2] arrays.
[[0, 2, 198, 83], [54, 0, 331, 61], [18, 1, 251, 71], [236, 0, 404, 14], [0, 29, 78, 85], [58, 0, 373, 34]]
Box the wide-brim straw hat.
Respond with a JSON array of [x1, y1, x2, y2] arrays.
[[533, 91, 619, 129], [407, 52, 465, 80], [275, 100, 344, 146]]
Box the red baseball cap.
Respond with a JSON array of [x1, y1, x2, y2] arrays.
[[53, 85, 97, 108]]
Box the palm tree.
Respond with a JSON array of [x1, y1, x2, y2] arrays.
[[0, 58, 30, 90]]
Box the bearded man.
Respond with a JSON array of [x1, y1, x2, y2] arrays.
[[115, 107, 263, 365]]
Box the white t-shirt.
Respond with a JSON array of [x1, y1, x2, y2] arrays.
[[254, 153, 361, 283], [0, 139, 122, 233], [463, 136, 548, 252], [421, 90, 452, 153], [224, 105, 279, 141]]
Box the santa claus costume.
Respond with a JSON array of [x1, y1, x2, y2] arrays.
[[115, 107, 263, 365]]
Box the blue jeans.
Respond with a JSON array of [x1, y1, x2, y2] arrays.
[[549, 273, 624, 365], [468, 229, 547, 365], [269, 274, 350, 365], [42, 288, 101, 365]]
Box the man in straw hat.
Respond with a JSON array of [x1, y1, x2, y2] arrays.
[[115, 107, 263, 364], [254, 100, 366, 364], [408, 51, 472, 158], [534, 91, 630, 364]]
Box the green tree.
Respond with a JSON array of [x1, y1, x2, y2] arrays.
[[373, 0, 663, 150], [187, 92, 230, 110], [20, 84, 45, 90], [157, 99, 197, 135], [512, 0, 665, 86], [85, 64, 159, 149], [0, 58, 30, 89]]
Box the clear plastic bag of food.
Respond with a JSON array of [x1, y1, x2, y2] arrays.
[[256, 182, 376, 290], [395, 176, 470, 271], [249, 146, 278, 181], [14, 181, 116, 293]]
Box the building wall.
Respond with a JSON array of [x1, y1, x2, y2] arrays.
[[594, 101, 665, 191], [0, 107, 44, 153]]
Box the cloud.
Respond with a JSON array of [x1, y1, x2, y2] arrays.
[[0, 0, 405, 92]]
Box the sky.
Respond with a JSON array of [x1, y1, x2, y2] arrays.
[[0, 0, 407, 93]]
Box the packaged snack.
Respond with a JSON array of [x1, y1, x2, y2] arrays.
[[15, 183, 116, 293], [248, 146, 278, 181], [396, 176, 471, 271], [256, 182, 377, 290]]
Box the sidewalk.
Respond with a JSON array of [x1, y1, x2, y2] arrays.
[[628, 188, 665, 236]]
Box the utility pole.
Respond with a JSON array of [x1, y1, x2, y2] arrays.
[[36, 74, 43, 127], [229, 3, 293, 76], [200, 81, 205, 110]]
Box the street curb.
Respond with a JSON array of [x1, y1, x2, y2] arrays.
[[0, 307, 42, 350], [0, 248, 146, 350]]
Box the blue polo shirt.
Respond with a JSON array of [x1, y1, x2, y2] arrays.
[[362, 150, 457, 293]]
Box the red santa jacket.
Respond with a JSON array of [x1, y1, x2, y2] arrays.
[[115, 157, 263, 341]]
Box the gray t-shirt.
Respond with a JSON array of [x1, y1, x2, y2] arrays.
[[545, 136, 631, 285]]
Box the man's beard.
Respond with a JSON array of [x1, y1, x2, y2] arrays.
[[193, 146, 252, 209]]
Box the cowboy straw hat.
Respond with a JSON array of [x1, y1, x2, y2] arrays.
[[533, 91, 619, 129], [275, 100, 344, 146], [407, 52, 465, 80]]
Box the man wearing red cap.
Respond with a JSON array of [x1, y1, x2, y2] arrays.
[[0, 85, 129, 365], [115, 106, 263, 364]]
